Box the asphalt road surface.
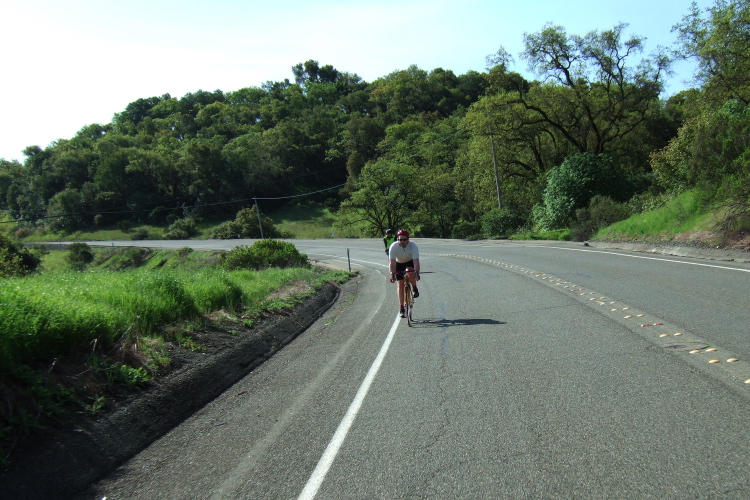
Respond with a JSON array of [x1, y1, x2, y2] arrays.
[[75, 239, 750, 499]]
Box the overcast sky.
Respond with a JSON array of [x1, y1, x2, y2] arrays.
[[0, 0, 715, 162]]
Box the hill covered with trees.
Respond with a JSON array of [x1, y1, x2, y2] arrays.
[[1, 0, 748, 247]]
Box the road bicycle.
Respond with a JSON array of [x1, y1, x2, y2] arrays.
[[396, 269, 417, 327]]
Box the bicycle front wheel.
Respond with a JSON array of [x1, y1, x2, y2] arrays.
[[404, 286, 414, 326]]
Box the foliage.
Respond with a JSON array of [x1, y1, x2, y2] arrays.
[[0, 232, 40, 278], [650, 99, 750, 228], [0, 246, 350, 467], [222, 239, 309, 271], [481, 207, 525, 238], [4, 6, 749, 239], [674, 0, 750, 107], [164, 217, 199, 239], [570, 195, 633, 241], [65, 242, 94, 270], [336, 159, 419, 236], [451, 220, 482, 239], [210, 206, 282, 239], [594, 189, 716, 240], [539, 153, 635, 230]]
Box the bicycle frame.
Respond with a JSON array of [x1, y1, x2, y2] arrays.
[[395, 268, 417, 326]]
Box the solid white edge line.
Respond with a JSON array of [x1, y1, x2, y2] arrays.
[[297, 313, 401, 500]]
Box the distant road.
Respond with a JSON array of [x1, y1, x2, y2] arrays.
[[75, 238, 750, 499]]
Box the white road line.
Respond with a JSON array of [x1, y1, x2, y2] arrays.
[[297, 313, 401, 500], [534, 245, 750, 273]]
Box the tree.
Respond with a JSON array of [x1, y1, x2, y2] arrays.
[[336, 159, 419, 236], [47, 188, 87, 232], [516, 23, 670, 157], [540, 153, 632, 229], [674, 0, 750, 106]]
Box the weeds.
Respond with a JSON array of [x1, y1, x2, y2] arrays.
[[0, 244, 351, 468]]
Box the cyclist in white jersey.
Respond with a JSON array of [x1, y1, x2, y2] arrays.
[[388, 229, 421, 316]]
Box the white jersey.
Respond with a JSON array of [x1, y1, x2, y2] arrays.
[[389, 241, 419, 263]]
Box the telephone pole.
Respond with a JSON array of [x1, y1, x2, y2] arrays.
[[488, 123, 503, 210]]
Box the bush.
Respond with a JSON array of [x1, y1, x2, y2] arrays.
[[541, 153, 636, 229], [66, 242, 94, 271], [451, 221, 481, 239], [222, 240, 309, 271], [124, 248, 149, 268], [130, 228, 150, 240], [1, 232, 41, 277], [481, 208, 523, 238], [570, 196, 633, 241], [164, 217, 198, 239], [211, 207, 281, 239]]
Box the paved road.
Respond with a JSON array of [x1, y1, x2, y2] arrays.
[[76, 239, 750, 498]]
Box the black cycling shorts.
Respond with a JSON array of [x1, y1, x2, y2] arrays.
[[394, 260, 414, 280]]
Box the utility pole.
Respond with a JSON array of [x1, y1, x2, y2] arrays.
[[254, 198, 264, 239], [488, 123, 503, 209]]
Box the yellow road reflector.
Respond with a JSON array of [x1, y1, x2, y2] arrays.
[[689, 350, 701, 353], [674, 333, 683, 336], [637, 314, 645, 317], [727, 358, 739, 362], [624, 315, 633, 318], [706, 348, 718, 352], [709, 359, 720, 363]]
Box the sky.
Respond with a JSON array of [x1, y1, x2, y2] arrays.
[[0, 0, 716, 163]]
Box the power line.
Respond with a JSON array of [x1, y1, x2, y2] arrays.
[[1, 183, 347, 224]]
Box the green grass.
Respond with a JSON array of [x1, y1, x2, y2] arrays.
[[0, 266, 347, 373], [270, 205, 338, 238], [0, 245, 351, 467], [594, 190, 719, 242], [19, 224, 166, 242]]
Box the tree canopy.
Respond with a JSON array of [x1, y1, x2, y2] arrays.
[[2, 1, 748, 241]]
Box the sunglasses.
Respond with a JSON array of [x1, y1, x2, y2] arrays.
[[398, 238, 409, 241]]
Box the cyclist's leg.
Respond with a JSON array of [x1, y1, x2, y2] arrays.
[[395, 263, 408, 315], [404, 266, 418, 297]]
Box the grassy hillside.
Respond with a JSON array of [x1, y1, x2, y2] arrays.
[[593, 190, 749, 250], [0, 244, 351, 468]]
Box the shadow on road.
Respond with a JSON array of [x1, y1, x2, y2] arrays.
[[408, 317, 506, 328]]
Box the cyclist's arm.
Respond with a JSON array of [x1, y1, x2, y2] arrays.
[[413, 258, 420, 278]]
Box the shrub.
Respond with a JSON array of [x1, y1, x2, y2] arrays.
[[0, 233, 40, 278], [222, 240, 309, 270], [541, 153, 636, 229], [130, 228, 150, 240], [211, 206, 281, 239], [66, 242, 95, 271], [451, 221, 481, 239], [124, 247, 148, 268], [570, 196, 633, 241], [481, 208, 523, 238], [164, 217, 197, 239]]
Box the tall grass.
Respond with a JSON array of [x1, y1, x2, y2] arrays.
[[595, 190, 717, 240], [0, 266, 339, 373], [271, 205, 338, 238]]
